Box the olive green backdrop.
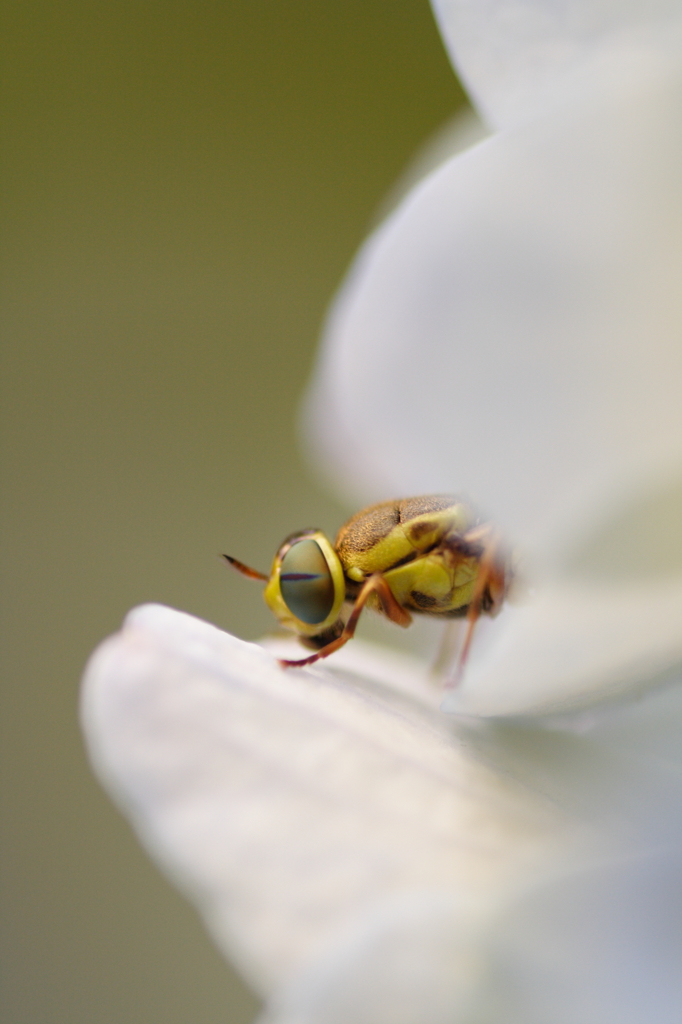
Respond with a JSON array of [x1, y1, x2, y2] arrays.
[[1, 3, 464, 1022]]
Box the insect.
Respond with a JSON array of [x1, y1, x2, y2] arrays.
[[224, 494, 511, 684]]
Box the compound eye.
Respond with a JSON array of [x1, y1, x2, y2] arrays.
[[279, 538, 335, 624]]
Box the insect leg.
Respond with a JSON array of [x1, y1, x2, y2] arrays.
[[279, 573, 412, 669], [445, 529, 506, 688], [431, 620, 466, 680]]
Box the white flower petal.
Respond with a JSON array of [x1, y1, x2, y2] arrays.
[[257, 678, 682, 1021], [304, 68, 682, 709], [372, 109, 490, 227], [258, 848, 682, 1024], [257, 893, 487, 1024], [431, 0, 682, 128], [468, 847, 682, 1024], [441, 580, 682, 716], [305, 73, 682, 559], [81, 604, 573, 995]]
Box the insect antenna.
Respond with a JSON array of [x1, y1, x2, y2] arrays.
[[222, 554, 269, 582]]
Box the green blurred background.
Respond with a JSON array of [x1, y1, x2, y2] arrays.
[[1, 3, 464, 1021]]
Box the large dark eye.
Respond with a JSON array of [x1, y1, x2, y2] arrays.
[[279, 539, 335, 624]]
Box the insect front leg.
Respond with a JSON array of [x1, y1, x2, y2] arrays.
[[279, 573, 412, 669]]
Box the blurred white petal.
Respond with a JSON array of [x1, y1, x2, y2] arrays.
[[259, 671, 682, 1022], [82, 604, 578, 995], [258, 684, 682, 1023], [304, 66, 682, 709], [372, 108, 489, 226], [260, 848, 682, 1024], [442, 579, 682, 716], [466, 847, 682, 1024], [431, 0, 682, 128], [305, 74, 682, 556], [256, 893, 487, 1024]]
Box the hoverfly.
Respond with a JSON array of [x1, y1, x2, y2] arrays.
[[224, 495, 510, 684]]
